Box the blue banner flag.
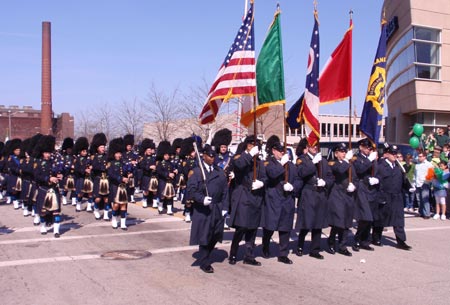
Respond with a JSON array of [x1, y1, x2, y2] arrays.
[[360, 20, 387, 145], [286, 93, 304, 129]]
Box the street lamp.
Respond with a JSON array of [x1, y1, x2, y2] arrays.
[[8, 110, 24, 139]]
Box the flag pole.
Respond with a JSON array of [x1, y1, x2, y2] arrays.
[[348, 10, 353, 181], [253, 97, 258, 181]]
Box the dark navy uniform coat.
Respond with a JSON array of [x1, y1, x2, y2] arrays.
[[188, 164, 228, 246], [353, 152, 379, 222], [375, 159, 407, 227], [261, 157, 301, 232], [229, 151, 267, 230], [295, 154, 334, 230], [328, 159, 358, 229]]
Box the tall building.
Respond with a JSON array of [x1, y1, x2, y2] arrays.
[[384, 0, 450, 143]]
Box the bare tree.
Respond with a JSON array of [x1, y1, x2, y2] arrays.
[[145, 83, 182, 141], [75, 108, 98, 140], [114, 97, 147, 141], [92, 102, 117, 141]]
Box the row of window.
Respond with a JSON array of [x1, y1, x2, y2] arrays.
[[386, 26, 441, 95]]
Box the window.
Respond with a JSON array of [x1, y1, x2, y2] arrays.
[[387, 26, 441, 95]]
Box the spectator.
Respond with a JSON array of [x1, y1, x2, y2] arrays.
[[440, 144, 450, 162], [433, 127, 449, 148], [413, 152, 434, 219], [432, 161, 449, 220], [401, 153, 415, 212]]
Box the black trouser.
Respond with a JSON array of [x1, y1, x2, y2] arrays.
[[198, 237, 219, 268], [354, 220, 372, 246], [329, 226, 350, 251], [230, 227, 257, 260], [372, 225, 406, 244], [297, 229, 322, 255], [262, 228, 290, 257]]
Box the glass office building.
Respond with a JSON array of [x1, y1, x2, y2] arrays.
[[384, 0, 450, 143]]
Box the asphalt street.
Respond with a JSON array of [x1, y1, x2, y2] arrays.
[[1, 195, 449, 305]]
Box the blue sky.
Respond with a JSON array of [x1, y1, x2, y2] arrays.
[[0, 0, 384, 120]]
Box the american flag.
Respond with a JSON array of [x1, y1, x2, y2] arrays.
[[199, 2, 256, 125], [302, 11, 320, 146]]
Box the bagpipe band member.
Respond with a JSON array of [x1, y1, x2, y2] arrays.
[[90, 133, 111, 221], [138, 138, 156, 209], [73, 137, 93, 212]]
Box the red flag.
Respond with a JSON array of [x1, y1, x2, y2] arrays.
[[319, 20, 352, 104]]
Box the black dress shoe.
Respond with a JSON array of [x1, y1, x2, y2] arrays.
[[372, 240, 383, 247], [200, 265, 214, 273], [309, 252, 324, 260], [352, 243, 360, 252], [243, 258, 262, 266], [294, 247, 303, 257], [328, 244, 336, 255], [262, 248, 270, 259], [228, 256, 237, 265], [360, 244, 375, 251], [277, 256, 293, 264], [396, 242, 412, 251], [337, 249, 352, 257], [54, 233, 60, 238]]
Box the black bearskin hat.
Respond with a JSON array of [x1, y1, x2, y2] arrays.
[[107, 137, 124, 161], [61, 137, 74, 151], [171, 138, 183, 155], [19, 138, 31, 158], [123, 134, 135, 147], [296, 138, 308, 157], [34, 135, 55, 157], [74, 137, 90, 155], [156, 140, 171, 160], [192, 134, 203, 150], [266, 135, 283, 154], [234, 141, 247, 156], [211, 128, 232, 152], [139, 138, 155, 155], [89, 133, 107, 155], [28, 133, 43, 156], [8, 138, 22, 155], [180, 137, 195, 159]]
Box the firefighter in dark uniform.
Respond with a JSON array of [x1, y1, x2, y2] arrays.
[[156, 140, 177, 215], [188, 144, 228, 273], [34, 136, 63, 237], [0, 141, 5, 201], [138, 138, 157, 208], [374, 143, 412, 250], [261, 135, 300, 264], [294, 139, 334, 259], [352, 138, 379, 252], [73, 137, 93, 212], [228, 135, 267, 266], [211, 129, 234, 229], [179, 137, 198, 222], [123, 134, 138, 204], [6, 138, 22, 209], [327, 143, 357, 257], [90, 133, 110, 221], [108, 138, 131, 230]]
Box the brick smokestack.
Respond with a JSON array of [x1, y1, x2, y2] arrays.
[[41, 21, 53, 135]]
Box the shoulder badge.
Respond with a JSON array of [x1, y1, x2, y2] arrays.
[[264, 161, 269, 166], [188, 169, 194, 178], [234, 154, 241, 160], [296, 159, 302, 165], [328, 161, 335, 166]]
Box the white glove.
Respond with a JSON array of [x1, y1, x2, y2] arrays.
[[317, 178, 326, 187], [368, 151, 378, 162], [283, 182, 294, 192], [345, 150, 353, 161], [409, 187, 416, 193], [347, 182, 356, 192], [252, 179, 264, 190], [203, 196, 212, 206], [228, 171, 235, 180], [249, 146, 259, 157], [222, 210, 228, 217], [280, 154, 290, 166], [312, 153, 322, 164], [368, 177, 379, 185]]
